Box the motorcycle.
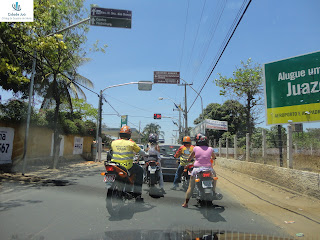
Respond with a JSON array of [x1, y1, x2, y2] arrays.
[[144, 155, 161, 196], [192, 168, 223, 208], [102, 161, 138, 217], [181, 163, 194, 192]]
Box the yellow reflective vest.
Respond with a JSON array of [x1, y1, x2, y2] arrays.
[[175, 145, 194, 166], [111, 139, 141, 169]]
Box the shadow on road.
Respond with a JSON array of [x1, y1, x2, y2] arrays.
[[0, 199, 42, 212], [192, 203, 226, 222], [108, 202, 156, 221]]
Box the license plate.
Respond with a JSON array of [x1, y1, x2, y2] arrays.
[[104, 174, 116, 183], [139, 161, 145, 165], [148, 166, 157, 174], [202, 180, 213, 188]]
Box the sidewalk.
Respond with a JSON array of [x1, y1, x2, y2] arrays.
[[0, 159, 104, 189]]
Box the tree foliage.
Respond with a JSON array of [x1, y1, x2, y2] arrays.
[[215, 58, 263, 137], [142, 123, 165, 143], [194, 100, 247, 142]]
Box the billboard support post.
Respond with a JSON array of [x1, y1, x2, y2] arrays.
[[287, 125, 293, 169]]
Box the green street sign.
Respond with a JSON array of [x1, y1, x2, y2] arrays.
[[264, 51, 320, 125], [90, 7, 132, 29], [121, 115, 128, 127]]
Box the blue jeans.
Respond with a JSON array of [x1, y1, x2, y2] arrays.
[[173, 165, 185, 187]]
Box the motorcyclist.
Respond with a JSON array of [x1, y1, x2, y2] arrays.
[[171, 136, 194, 190], [110, 125, 148, 202], [146, 133, 166, 195], [182, 133, 216, 208]]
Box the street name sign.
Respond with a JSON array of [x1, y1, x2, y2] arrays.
[[154, 71, 180, 84], [264, 51, 320, 125], [90, 7, 132, 29]]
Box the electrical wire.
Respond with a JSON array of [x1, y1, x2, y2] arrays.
[[188, 0, 252, 112], [178, 0, 190, 71], [185, 0, 207, 76], [190, 0, 227, 84]]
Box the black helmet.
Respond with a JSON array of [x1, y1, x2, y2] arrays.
[[149, 133, 158, 143], [195, 133, 208, 146]]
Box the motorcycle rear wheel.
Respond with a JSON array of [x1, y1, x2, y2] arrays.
[[106, 182, 124, 217]]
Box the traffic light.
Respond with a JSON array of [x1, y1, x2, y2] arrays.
[[153, 113, 161, 119]]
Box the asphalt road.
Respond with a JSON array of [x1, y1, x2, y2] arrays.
[[0, 165, 288, 240]]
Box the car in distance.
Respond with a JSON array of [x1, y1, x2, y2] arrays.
[[159, 144, 180, 179]]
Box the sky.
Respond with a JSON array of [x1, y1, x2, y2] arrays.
[[2, 0, 320, 143]]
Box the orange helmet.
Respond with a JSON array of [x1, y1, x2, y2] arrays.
[[119, 125, 132, 139], [182, 136, 191, 144], [120, 125, 131, 134]]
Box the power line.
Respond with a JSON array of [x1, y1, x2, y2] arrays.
[[178, 0, 190, 71], [185, 0, 207, 75], [189, 0, 252, 112], [190, 0, 227, 84]]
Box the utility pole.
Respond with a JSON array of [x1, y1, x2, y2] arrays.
[[178, 83, 192, 136], [173, 103, 182, 142]]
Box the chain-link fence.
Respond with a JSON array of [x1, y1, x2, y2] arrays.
[[214, 128, 320, 173]]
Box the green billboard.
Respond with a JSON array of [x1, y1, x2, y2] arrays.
[[264, 51, 320, 125]]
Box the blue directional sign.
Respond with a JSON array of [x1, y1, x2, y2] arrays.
[[90, 7, 132, 29]]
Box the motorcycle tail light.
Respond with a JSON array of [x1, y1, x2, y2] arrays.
[[195, 178, 200, 182], [202, 172, 211, 178], [213, 177, 218, 180], [118, 171, 127, 178], [100, 172, 106, 175], [184, 169, 187, 172], [105, 166, 115, 172]]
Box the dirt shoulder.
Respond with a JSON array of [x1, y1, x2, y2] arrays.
[[0, 160, 104, 189], [215, 165, 320, 238]]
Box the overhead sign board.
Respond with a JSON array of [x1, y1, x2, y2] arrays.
[[90, 7, 132, 29], [204, 119, 228, 131], [264, 51, 320, 125], [154, 71, 180, 84]]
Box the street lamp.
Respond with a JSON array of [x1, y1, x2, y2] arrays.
[[180, 78, 204, 122], [96, 81, 152, 162], [159, 97, 183, 143]]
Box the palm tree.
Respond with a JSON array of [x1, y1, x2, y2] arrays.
[[40, 69, 94, 169], [142, 123, 165, 143]]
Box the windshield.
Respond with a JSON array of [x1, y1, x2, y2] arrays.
[[160, 145, 180, 156], [0, 0, 319, 239]]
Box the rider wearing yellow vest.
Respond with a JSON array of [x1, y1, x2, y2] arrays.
[[110, 126, 147, 201], [171, 136, 194, 190]]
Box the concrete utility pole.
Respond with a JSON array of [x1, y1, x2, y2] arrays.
[[262, 129, 267, 164], [246, 133, 250, 161], [184, 84, 188, 135], [226, 138, 229, 159], [219, 138, 222, 157], [234, 135, 237, 160], [287, 124, 293, 169]]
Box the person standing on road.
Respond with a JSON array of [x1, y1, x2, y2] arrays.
[[111, 125, 148, 202], [146, 133, 166, 195], [182, 133, 216, 208], [171, 136, 194, 190]]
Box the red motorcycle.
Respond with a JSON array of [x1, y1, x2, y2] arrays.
[[181, 163, 194, 191], [101, 161, 137, 217]]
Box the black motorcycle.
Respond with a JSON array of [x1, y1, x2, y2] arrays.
[[192, 168, 223, 209], [144, 155, 161, 196]]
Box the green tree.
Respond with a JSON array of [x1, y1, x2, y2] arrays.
[[194, 100, 247, 142], [215, 58, 263, 138], [142, 123, 165, 143]]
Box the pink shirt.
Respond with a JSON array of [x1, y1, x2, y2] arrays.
[[193, 146, 213, 167]]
